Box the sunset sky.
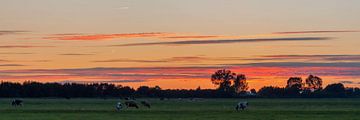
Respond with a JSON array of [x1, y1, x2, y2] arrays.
[[1, 0, 360, 89]]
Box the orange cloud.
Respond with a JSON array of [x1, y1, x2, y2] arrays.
[[272, 30, 359, 35], [0, 45, 54, 48], [59, 53, 95, 56], [0, 52, 33, 55], [34, 29, 360, 42], [0, 30, 28, 36], [44, 32, 175, 41], [92, 56, 244, 63], [0, 64, 25, 66], [244, 55, 360, 62], [163, 35, 221, 39], [113, 37, 331, 47], [43, 32, 279, 41]]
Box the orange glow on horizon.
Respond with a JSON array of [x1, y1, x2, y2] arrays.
[[1, 66, 359, 90]]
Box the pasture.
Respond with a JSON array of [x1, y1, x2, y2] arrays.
[[0, 98, 359, 120]]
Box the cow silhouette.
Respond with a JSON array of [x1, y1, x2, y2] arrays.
[[235, 101, 248, 111], [141, 101, 151, 108], [125, 101, 139, 109], [11, 99, 23, 107]]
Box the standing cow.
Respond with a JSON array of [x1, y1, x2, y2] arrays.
[[115, 102, 123, 111], [125, 101, 139, 109], [140, 101, 151, 108], [11, 99, 23, 107], [235, 101, 248, 111]]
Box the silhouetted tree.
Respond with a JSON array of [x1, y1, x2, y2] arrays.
[[323, 83, 346, 97], [233, 74, 248, 93], [136, 86, 162, 97], [285, 77, 304, 97], [258, 86, 285, 98], [250, 89, 257, 95], [211, 69, 236, 92], [286, 77, 303, 89], [0, 82, 22, 97], [353, 88, 360, 97], [137, 86, 151, 96], [305, 75, 323, 90]]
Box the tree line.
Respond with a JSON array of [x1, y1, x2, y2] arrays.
[[0, 69, 359, 98], [211, 69, 360, 98], [0, 81, 235, 98]]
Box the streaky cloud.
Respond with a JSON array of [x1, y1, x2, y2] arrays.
[[0, 30, 29, 36], [1, 64, 359, 83], [0, 52, 34, 55], [27, 60, 51, 63], [246, 55, 360, 62], [0, 59, 10, 62], [59, 53, 95, 56], [93, 59, 168, 63], [273, 30, 359, 35], [112, 37, 331, 47], [226, 62, 360, 67], [168, 56, 244, 61], [339, 81, 356, 84], [44, 32, 174, 41], [92, 55, 360, 64], [92, 56, 245, 63], [163, 35, 220, 39], [285, 45, 330, 48], [0, 45, 55, 48], [0, 64, 25, 67], [339, 81, 360, 85], [58, 79, 147, 84]]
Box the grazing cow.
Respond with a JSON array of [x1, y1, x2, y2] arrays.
[[160, 97, 165, 101], [140, 101, 151, 108], [160, 97, 170, 101], [125, 101, 139, 109], [115, 102, 123, 111], [235, 101, 248, 111], [11, 99, 23, 107], [64, 96, 71, 100], [124, 97, 136, 100], [124, 97, 130, 100]]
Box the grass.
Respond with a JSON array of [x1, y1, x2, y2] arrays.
[[0, 98, 359, 120]]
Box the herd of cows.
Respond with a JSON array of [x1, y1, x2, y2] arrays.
[[10, 98, 249, 111]]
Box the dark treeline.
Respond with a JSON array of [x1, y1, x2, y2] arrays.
[[0, 81, 359, 98], [1, 69, 360, 98], [210, 69, 360, 98], [0, 81, 229, 98], [258, 83, 360, 98]]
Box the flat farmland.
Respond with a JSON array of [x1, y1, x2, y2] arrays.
[[0, 98, 359, 120]]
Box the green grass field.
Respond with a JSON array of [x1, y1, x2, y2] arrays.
[[0, 98, 359, 120]]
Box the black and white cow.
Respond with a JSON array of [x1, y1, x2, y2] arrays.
[[125, 101, 139, 109], [140, 101, 151, 108], [11, 99, 23, 107], [115, 102, 123, 111], [235, 101, 248, 111]]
